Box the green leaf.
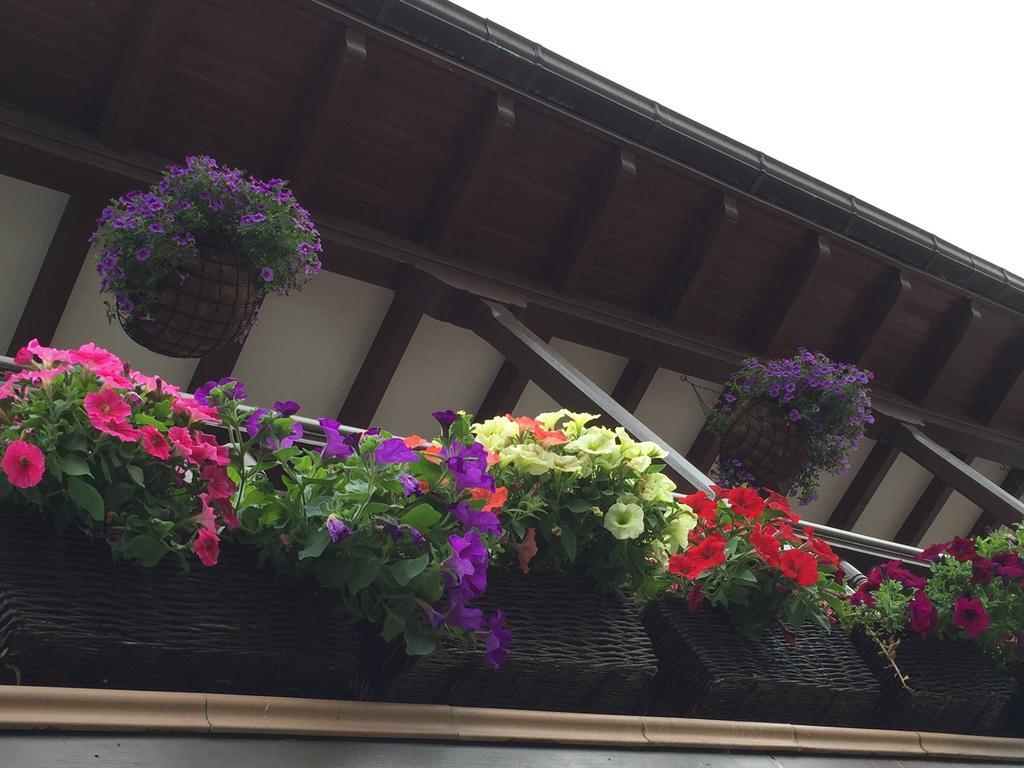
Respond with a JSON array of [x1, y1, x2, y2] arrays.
[[403, 627, 438, 656], [734, 568, 759, 585], [349, 557, 382, 592], [303, 496, 332, 519], [381, 612, 405, 642], [400, 503, 441, 531], [103, 482, 135, 509], [363, 501, 393, 518], [565, 497, 593, 515], [390, 553, 429, 586], [133, 413, 164, 429], [562, 527, 577, 561], [411, 571, 445, 602], [66, 476, 104, 521], [63, 434, 87, 453], [118, 534, 169, 567], [786, 598, 808, 630], [60, 454, 92, 477], [298, 529, 331, 560], [126, 465, 145, 486]]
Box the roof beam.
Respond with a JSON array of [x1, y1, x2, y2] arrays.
[[661, 194, 739, 329], [187, 341, 245, 394], [551, 148, 637, 294], [97, 0, 192, 151], [970, 467, 1024, 536], [970, 330, 1024, 426], [752, 234, 832, 354], [895, 452, 974, 545], [906, 299, 981, 405], [336, 268, 449, 426], [467, 297, 715, 495], [611, 360, 658, 413], [283, 27, 367, 198], [476, 307, 550, 419], [426, 93, 515, 256], [893, 423, 1024, 526], [7, 192, 111, 355], [844, 269, 912, 366], [685, 426, 720, 474], [826, 440, 900, 530]]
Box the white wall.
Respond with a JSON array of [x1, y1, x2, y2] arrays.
[[0, 175, 67, 351], [920, 458, 1007, 546]]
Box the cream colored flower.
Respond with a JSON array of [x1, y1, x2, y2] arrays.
[[648, 539, 670, 569], [562, 412, 600, 438], [566, 427, 618, 468], [604, 501, 645, 540], [472, 416, 520, 453], [500, 442, 555, 476], [535, 409, 570, 431], [664, 509, 697, 553], [627, 455, 652, 474], [638, 472, 677, 504], [550, 452, 583, 474]]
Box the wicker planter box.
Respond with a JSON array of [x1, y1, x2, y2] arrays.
[[851, 630, 1014, 735], [371, 569, 657, 714], [0, 505, 363, 699], [642, 599, 880, 726]]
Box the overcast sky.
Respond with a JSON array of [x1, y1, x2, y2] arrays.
[[456, 0, 1023, 275]]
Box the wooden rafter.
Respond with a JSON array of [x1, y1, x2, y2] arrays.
[[685, 427, 720, 474], [907, 299, 981, 405], [426, 93, 515, 256], [752, 234, 831, 354], [844, 269, 912, 366], [895, 452, 974, 545], [283, 27, 367, 198], [6, 193, 111, 355], [611, 360, 658, 413], [468, 297, 715, 495], [970, 467, 1024, 537], [552, 148, 637, 294], [970, 330, 1024, 426], [97, 0, 193, 151], [476, 308, 550, 419], [661, 194, 739, 328], [188, 341, 245, 394], [826, 440, 900, 529], [893, 423, 1024, 526], [336, 268, 448, 426]]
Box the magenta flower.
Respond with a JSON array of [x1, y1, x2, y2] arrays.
[[140, 426, 171, 460], [917, 541, 948, 562], [1, 440, 45, 489], [884, 560, 927, 590], [907, 589, 937, 638], [993, 553, 1024, 581], [374, 437, 418, 465], [83, 389, 131, 427], [946, 536, 976, 562], [482, 610, 511, 669], [952, 596, 990, 637]]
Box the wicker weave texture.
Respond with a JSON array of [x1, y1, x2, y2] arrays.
[[0, 506, 362, 699], [719, 400, 809, 492], [120, 239, 261, 358], [373, 570, 658, 714], [642, 600, 879, 727], [851, 630, 1014, 735]]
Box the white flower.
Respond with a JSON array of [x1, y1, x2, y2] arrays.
[[604, 501, 645, 540], [500, 443, 555, 476], [472, 416, 520, 452], [535, 409, 570, 431]]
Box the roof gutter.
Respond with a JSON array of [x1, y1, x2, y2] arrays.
[[322, 0, 1024, 315]]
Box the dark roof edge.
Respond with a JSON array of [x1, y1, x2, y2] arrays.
[[328, 0, 1024, 315]]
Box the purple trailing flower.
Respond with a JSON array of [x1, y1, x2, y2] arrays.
[[445, 531, 488, 600], [397, 473, 421, 497], [194, 376, 246, 405], [135, 246, 152, 262], [327, 515, 353, 544], [788, 409, 801, 421], [450, 501, 502, 536], [447, 601, 485, 632], [319, 418, 354, 460], [260, 266, 274, 282], [374, 437, 419, 465], [245, 408, 271, 441], [443, 440, 495, 492], [273, 400, 301, 417], [266, 420, 302, 450], [482, 610, 511, 669], [432, 409, 459, 437]]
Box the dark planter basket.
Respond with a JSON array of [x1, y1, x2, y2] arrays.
[[719, 399, 809, 492], [119, 239, 262, 359], [371, 569, 658, 714], [642, 599, 879, 726], [851, 630, 1014, 735], [0, 505, 363, 699]]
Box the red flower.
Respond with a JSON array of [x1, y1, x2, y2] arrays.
[[1, 440, 45, 489], [749, 523, 781, 567], [765, 489, 799, 521], [946, 536, 976, 562], [680, 491, 717, 523], [849, 585, 875, 607], [778, 549, 819, 587], [970, 557, 997, 586], [686, 585, 703, 612], [194, 527, 220, 567], [917, 541, 948, 562], [952, 596, 990, 637], [722, 487, 765, 519], [804, 527, 840, 566], [907, 589, 937, 638], [668, 534, 727, 580], [139, 426, 171, 460]]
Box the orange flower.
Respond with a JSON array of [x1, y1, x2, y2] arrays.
[[516, 527, 538, 574], [421, 443, 443, 464], [470, 486, 508, 512], [508, 414, 543, 432], [530, 426, 569, 446], [403, 434, 428, 448], [486, 451, 501, 466]]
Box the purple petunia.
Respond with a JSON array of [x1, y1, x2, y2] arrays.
[[482, 610, 510, 669], [432, 410, 459, 436], [788, 409, 801, 421], [260, 266, 274, 282], [374, 437, 419, 465], [327, 515, 353, 544], [319, 418, 354, 460], [451, 502, 502, 536], [443, 440, 495, 493], [135, 247, 152, 262], [273, 400, 301, 417], [445, 531, 488, 600], [397, 473, 421, 497], [194, 376, 247, 405]]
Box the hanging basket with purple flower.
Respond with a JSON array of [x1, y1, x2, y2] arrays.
[[706, 348, 873, 502], [838, 528, 1023, 734], [91, 155, 322, 359]]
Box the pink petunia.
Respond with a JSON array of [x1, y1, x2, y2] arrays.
[[213, 497, 241, 529], [83, 389, 131, 428], [14, 339, 69, 367], [172, 397, 218, 424], [139, 426, 171, 460], [167, 426, 195, 459], [0, 366, 72, 400], [68, 342, 123, 376], [131, 371, 180, 396], [1, 440, 46, 489], [190, 431, 229, 466], [93, 419, 142, 442], [200, 464, 235, 499], [193, 493, 217, 531], [194, 527, 220, 567]]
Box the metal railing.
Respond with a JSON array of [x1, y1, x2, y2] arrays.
[[0, 354, 920, 564]]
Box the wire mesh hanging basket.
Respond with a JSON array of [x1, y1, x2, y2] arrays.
[[118, 238, 262, 359], [718, 399, 810, 492]]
